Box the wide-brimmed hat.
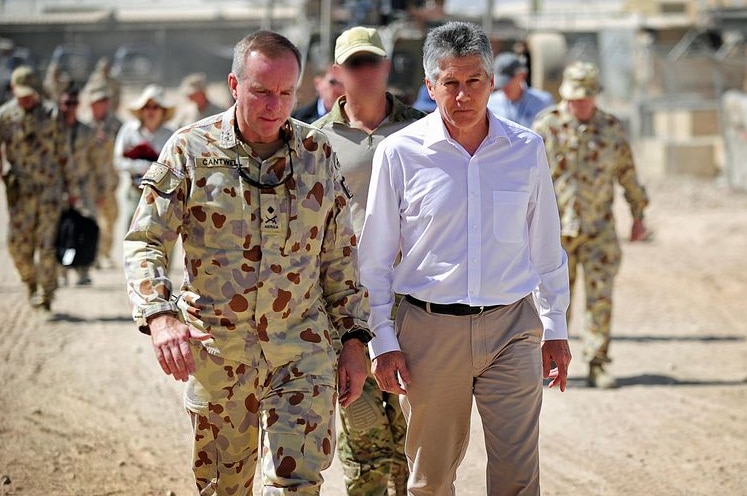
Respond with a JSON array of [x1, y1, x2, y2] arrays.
[[334, 26, 387, 64], [128, 84, 175, 121], [559, 61, 602, 100], [11, 65, 39, 98], [493, 52, 526, 89]]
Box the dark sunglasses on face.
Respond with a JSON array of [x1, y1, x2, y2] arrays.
[[343, 55, 384, 69]]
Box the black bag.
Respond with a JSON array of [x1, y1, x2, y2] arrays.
[[55, 208, 100, 267]]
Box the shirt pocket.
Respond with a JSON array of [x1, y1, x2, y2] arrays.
[[492, 190, 529, 243]]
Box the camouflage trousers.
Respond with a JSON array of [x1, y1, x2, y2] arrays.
[[562, 228, 622, 365], [96, 193, 118, 261], [338, 374, 408, 496], [185, 345, 337, 495], [6, 189, 63, 301]]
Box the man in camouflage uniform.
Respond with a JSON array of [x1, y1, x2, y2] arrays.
[[533, 61, 650, 389], [58, 83, 99, 285], [0, 66, 74, 311], [83, 83, 122, 269], [122, 31, 371, 495], [313, 26, 425, 496]]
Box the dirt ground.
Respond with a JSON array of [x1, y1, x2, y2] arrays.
[[1, 168, 746, 495]]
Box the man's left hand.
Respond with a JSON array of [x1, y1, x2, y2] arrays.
[[542, 339, 572, 392], [337, 339, 368, 407]]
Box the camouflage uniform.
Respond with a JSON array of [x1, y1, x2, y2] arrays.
[[61, 115, 100, 284], [314, 93, 424, 496], [533, 75, 648, 367], [123, 107, 369, 495], [86, 112, 122, 265], [0, 95, 73, 306]]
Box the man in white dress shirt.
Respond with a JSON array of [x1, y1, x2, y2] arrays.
[[358, 21, 572, 495]]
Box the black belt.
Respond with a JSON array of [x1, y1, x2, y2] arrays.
[[405, 295, 503, 316]]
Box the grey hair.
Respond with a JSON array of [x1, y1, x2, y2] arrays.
[[422, 21, 494, 84], [231, 30, 302, 81]]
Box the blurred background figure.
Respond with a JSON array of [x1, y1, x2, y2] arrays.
[[412, 82, 436, 113], [170, 72, 224, 128], [512, 40, 532, 86], [533, 61, 650, 389], [58, 82, 98, 286], [84, 57, 121, 115], [487, 52, 553, 128], [43, 61, 70, 103], [83, 83, 122, 270], [0, 65, 75, 313], [1, 38, 24, 105], [114, 84, 174, 230], [292, 62, 344, 123]]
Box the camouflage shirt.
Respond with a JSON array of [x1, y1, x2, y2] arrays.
[[123, 106, 370, 367], [0, 97, 72, 199], [533, 102, 649, 237], [86, 113, 122, 195], [63, 119, 98, 211]]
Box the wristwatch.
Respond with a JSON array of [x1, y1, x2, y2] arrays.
[[340, 327, 374, 345]]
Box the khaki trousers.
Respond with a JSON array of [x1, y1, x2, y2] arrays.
[[395, 295, 543, 496]]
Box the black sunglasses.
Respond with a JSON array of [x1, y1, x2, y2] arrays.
[[344, 55, 384, 69], [236, 141, 294, 189]]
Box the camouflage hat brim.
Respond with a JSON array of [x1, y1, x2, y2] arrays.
[[559, 81, 600, 100]]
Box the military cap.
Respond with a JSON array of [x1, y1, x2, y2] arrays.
[[559, 61, 602, 100], [334, 26, 386, 64], [11, 65, 39, 98]]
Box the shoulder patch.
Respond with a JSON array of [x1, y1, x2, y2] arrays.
[[140, 162, 182, 194], [142, 162, 170, 183]]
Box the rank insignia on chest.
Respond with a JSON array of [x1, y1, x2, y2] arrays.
[[262, 205, 280, 234]]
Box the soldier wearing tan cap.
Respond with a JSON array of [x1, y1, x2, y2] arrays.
[[171, 72, 224, 128], [313, 25, 424, 495], [0, 65, 77, 312], [83, 84, 122, 269], [533, 61, 651, 388]]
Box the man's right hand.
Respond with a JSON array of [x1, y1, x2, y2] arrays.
[[148, 313, 212, 382], [371, 351, 411, 395]]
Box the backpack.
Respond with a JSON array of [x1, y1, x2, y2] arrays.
[[55, 208, 100, 268]]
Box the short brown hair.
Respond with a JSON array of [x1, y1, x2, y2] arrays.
[[231, 30, 302, 81]]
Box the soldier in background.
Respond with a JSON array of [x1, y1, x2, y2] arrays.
[[58, 83, 99, 286], [84, 84, 122, 269], [0, 66, 75, 312], [533, 61, 650, 389], [43, 61, 70, 103], [313, 26, 425, 495], [170, 72, 224, 128], [84, 57, 121, 115]]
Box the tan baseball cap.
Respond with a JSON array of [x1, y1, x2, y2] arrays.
[[11, 65, 39, 98], [558, 61, 602, 100], [334, 26, 386, 64], [179, 72, 207, 96], [87, 84, 111, 103]]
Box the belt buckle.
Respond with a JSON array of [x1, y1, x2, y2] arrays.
[[476, 305, 485, 315]]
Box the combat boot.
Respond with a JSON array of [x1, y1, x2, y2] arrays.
[[588, 363, 618, 389]]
